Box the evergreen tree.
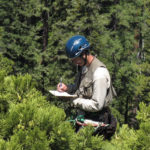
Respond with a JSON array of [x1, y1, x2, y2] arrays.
[[0, 0, 150, 128], [102, 102, 150, 150], [99, 0, 150, 126], [0, 54, 14, 120], [0, 0, 43, 73], [135, 102, 150, 149]]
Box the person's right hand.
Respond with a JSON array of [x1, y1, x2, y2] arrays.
[[57, 83, 68, 92]]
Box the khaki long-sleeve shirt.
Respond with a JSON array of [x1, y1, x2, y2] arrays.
[[73, 67, 110, 112]]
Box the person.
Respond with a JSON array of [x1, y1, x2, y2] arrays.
[[57, 35, 117, 139]]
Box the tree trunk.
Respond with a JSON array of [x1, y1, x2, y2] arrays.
[[41, 0, 49, 94]]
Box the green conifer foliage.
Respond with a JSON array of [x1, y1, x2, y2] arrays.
[[0, 54, 74, 149], [0, 0, 43, 73], [135, 103, 150, 149], [44, 0, 150, 126], [102, 103, 150, 150], [0, 73, 70, 149], [0, 56, 104, 149], [75, 127, 103, 150], [0, 54, 14, 74], [98, 0, 150, 125], [103, 125, 137, 150], [0, 54, 14, 120], [0, 1, 150, 148], [0, 72, 105, 149]]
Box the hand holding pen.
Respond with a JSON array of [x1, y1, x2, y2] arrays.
[[57, 77, 68, 92]]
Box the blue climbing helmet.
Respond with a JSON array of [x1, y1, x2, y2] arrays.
[[65, 35, 90, 58]]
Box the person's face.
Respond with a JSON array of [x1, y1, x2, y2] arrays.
[[71, 56, 85, 66]]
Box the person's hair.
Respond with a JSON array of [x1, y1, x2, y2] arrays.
[[81, 50, 90, 56]]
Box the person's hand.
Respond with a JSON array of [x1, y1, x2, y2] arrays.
[[57, 83, 68, 92]]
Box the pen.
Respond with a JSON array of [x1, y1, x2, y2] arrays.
[[59, 77, 62, 88]]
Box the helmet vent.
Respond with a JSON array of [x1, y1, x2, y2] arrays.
[[79, 46, 82, 50]]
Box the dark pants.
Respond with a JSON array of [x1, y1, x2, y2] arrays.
[[76, 107, 117, 140]]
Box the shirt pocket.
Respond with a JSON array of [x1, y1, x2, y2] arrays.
[[82, 78, 93, 98]]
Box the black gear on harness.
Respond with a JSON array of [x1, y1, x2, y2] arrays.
[[68, 108, 117, 140]]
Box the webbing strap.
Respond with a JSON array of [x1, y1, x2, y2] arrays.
[[68, 115, 109, 128]]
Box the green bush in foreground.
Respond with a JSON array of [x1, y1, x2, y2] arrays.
[[0, 55, 149, 149], [0, 71, 104, 150]]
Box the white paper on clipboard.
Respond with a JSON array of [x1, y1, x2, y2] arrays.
[[49, 90, 77, 98]]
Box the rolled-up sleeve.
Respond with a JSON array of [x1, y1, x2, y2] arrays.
[[73, 67, 110, 112]]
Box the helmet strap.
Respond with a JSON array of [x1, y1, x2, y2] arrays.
[[80, 52, 88, 66]]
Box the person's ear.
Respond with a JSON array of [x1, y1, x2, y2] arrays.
[[82, 54, 86, 59]]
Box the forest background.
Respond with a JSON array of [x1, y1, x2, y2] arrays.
[[0, 0, 150, 149]]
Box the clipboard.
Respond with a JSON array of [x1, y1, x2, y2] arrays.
[[49, 90, 77, 98]]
